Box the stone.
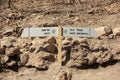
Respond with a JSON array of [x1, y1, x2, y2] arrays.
[[44, 44, 57, 53], [105, 2, 120, 14], [26, 52, 55, 70], [66, 37, 73, 41], [62, 40, 71, 46], [95, 26, 112, 37], [73, 17, 79, 22], [20, 53, 29, 66], [42, 20, 58, 27], [1, 55, 9, 64], [6, 47, 21, 56], [62, 50, 68, 64], [32, 38, 45, 46], [29, 45, 43, 53], [3, 28, 13, 36], [113, 27, 120, 35], [7, 60, 16, 67], [1, 37, 13, 47], [47, 36, 56, 44], [55, 70, 72, 80], [0, 47, 6, 54]]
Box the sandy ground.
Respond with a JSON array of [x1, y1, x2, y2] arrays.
[[0, 62, 120, 80], [0, 0, 120, 80]]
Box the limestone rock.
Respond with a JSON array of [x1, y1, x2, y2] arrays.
[[55, 70, 72, 80], [6, 47, 21, 56], [0, 47, 6, 54], [29, 45, 44, 53], [42, 20, 58, 27], [1, 55, 9, 64], [1, 38, 12, 47], [47, 36, 56, 44], [7, 60, 16, 67], [95, 26, 112, 36], [105, 2, 120, 14], [62, 40, 71, 46], [26, 52, 55, 70], [113, 27, 120, 35], [20, 53, 29, 66], [62, 50, 68, 60], [1, 37, 17, 48], [3, 28, 13, 36], [44, 44, 57, 53]]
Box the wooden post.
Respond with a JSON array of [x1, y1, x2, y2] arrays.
[[58, 26, 62, 66]]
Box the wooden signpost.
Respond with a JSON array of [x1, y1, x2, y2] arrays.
[[21, 26, 97, 67]]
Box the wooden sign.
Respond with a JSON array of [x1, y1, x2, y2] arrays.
[[21, 27, 97, 67]]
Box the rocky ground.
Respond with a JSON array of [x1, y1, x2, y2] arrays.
[[0, 0, 120, 80]]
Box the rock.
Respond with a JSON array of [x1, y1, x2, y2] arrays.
[[62, 40, 71, 46], [29, 45, 44, 53], [44, 44, 57, 53], [105, 2, 120, 14], [12, 27, 23, 37], [47, 36, 56, 44], [55, 70, 72, 80], [6, 47, 21, 56], [32, 38, 45, 46], [95, 26, 112, 37], [1, 37, 13, 47], [1, 55, 9, 64], [20, 53, 29, 66], [3, 28, 13, 36], [66, 37, 73, 41], [27, 15, 57, 27], [113, 27, 120, 35], [1, 37, 17, 48], [7, 60, 16, 67], [66, 60, 75, 68], [29, 46, 36, 52], [26, 52, 55, 70], [42, 20, 58, 27], [62, 50, 68, 63], [73, 17, 79, 22], [0, 47, 6, 54]]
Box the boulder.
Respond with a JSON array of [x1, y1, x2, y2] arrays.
[[44, 44, 57, 53], [3, 28, 13, 36], [62, 40, 71, 46], [29, 45, 44, 53], [20, 53, 29, 66], [55, 70, 72, 80], [113, 27, 120, 35], [95, 26, 112, 37], [1, 37, 17, 48], [7, 60, 16, 67], [47, 36, 56, 44], [6, 47, 21, 56], [62, 50, 69, 65], [105, 2, 120, 14], [1, 55, 9, 64], [26, 52, 55, 70], [42, 20, 58, 27], [0, 47, 6, 54]]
